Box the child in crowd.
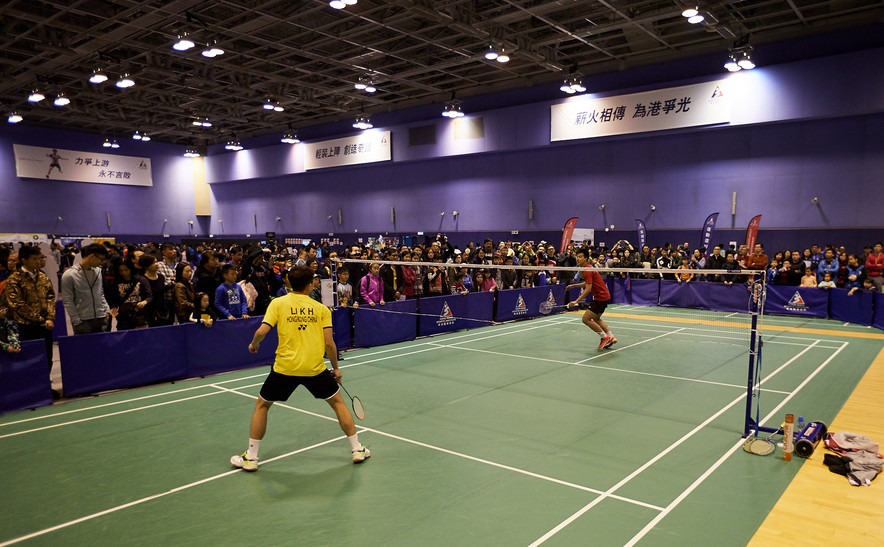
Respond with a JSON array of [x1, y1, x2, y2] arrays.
[[800, 267, 818, 287], [276, 268, 292, 297], [214, 264, 250, 320], [336, 268, 356, 307], [677, 258, 694, 283], [360, 263, 385, 306], [309, 274, 322, 303], [766, 259, 779, 281], [0, 293, 21, 353], [818, 272, 836, 289], [450, 272, 469, 295], [848, 278, 876, 296], [191, 292, 220, 327]]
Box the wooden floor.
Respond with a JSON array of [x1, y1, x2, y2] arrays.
[[749, 344, 884, 545]]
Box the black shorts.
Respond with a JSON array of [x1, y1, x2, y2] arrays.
[[588, 299, 608, 315], [259, 369, 339, 402]]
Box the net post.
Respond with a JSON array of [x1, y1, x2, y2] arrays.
[[744, 271, 763, 437]]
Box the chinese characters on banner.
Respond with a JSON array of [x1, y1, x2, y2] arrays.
[[305, 130, 391, 171], [550, 80, 731, 142], [12, 144, 153, 186]]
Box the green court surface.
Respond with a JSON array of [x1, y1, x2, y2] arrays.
[[1, 306, 881, 546]]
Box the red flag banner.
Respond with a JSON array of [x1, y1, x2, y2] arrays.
[[560, 217, 579, 253], [745, 215, 762, 250]]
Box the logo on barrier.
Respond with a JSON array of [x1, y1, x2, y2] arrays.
[[513, 294, 528, 316], [539, 290, 557, 315], [785, 291, 809, 312], [437, 301, 456, 327]]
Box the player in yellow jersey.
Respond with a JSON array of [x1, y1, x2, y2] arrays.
[[231, 266, 369, 471]]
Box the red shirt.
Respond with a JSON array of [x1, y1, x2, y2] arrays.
[[583, 269, 610, 301]]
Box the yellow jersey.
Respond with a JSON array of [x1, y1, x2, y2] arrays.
[[262, 293, 332, 376]]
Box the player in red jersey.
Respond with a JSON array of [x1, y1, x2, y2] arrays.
[[566, 248, 616, 349]]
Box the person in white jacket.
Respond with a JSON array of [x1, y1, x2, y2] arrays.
[[60, 244, 111, 334]]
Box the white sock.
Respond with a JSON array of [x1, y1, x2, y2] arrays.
[[598, 331, 605, 338], [347, 434, 361, 451], [247, 438, 261, 460], [605, 330, 613, 336]]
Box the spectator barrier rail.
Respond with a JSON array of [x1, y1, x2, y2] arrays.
[[4, 282, 881, 413]]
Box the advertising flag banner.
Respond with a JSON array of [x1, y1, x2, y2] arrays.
[[635, 219, 647, 249], [305, 130, 391, 170], [560, 217, 579, 253], [551, 80, 731, 142], [13, 144, 152, 186], [700, 213, 720, 255], [745, 215, 762, 250]]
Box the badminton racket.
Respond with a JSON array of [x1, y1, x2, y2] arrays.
[[339, 382, 365, 420], [743, 432, 777, 456]]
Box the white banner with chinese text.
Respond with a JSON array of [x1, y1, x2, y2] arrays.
[[304, 130, 391, 171], [13, 144, 153, 186], [551, 80, 731, 142]]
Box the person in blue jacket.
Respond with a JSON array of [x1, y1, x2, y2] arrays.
[[215, 264, 251, 320]]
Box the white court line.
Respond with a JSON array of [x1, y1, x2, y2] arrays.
[[623, 340, 848, 546], [529, 339, 826, 546], [214, 384, 665, 512], [0, 434, 346, 547], [427, 338, 791, 395], [0, 372, 269, 428], [0, 318, 570, 438]]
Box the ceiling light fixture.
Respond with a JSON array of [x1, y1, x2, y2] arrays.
[[89, 68, 108, 84], [442, 100, 464, 118], [173, 33, 196, 51], [225, 140, 243, 151], [192, 117, 212, 127], [183, 147, 200, 157], [116, 73, 135, 88], [263, 98, 275, 110], [8, 112, 23, 124], [28, 89, 45, 103], [281, 132, 300, 144], [53, 93, 71, 107], [201, 41, 224, 58], [141, 133, 151, 142], [329, 0, 356, 8], [102, 138, 113, 148], [484, 45, 499, 61], [132, 131, 143, 140], [352, 115, 373, 130], [737, 51, 755, 70], [110, 139, 120, 149], [560, 75, 586, 94], [683, 6, 704, 23], [496, 47, 510, 63], [273, 102, 284, 112], [724, 46, 756, 72]]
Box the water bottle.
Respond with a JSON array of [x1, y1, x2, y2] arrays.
[[796, 416, 805, 437]]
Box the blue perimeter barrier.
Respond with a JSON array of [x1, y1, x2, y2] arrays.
[[0, 340, 52, 414], [8, 282, 883, 412]]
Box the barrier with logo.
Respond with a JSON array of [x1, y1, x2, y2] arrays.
[[828, 288, 875, 326], [418, 292, 494, 337], [0, 340, 52, 414], [875, 293, 884, 331], [332, 307, 352, 350], [606, 277, 659, 307], [659, 280, 755, 313], [184, 318, 277, 377], [765, 286, 829, 318], [59, 317, 277, 397], [353, 299, 416, 348], [496, 284, 567, 322]]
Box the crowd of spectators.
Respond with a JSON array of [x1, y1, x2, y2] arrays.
[[0, 236, 881, 343]]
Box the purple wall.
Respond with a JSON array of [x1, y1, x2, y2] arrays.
[[1, 45, 882, 243]]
